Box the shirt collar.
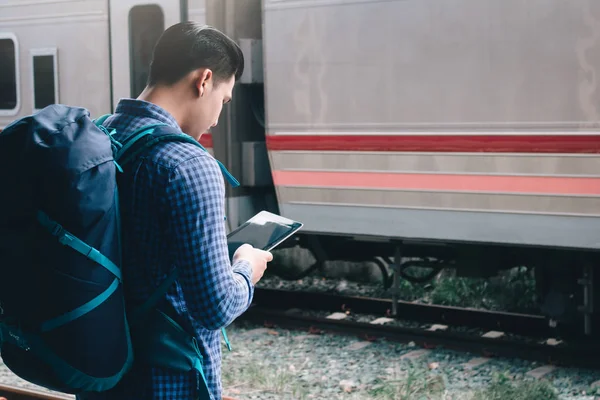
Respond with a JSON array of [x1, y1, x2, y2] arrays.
[[114, 98, 180, 130]]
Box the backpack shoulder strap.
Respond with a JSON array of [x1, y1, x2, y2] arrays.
[[93, 113, 112, 127], [116, 124, 240, 187], [129, 267, 179, 326], [118, 125, 239, 352], [113, 123, 171, 167]]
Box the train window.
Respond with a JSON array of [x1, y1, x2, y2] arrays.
[[31, 48, 59, 111], [129, 4, 165, 98], [0, 33, 19, 115]]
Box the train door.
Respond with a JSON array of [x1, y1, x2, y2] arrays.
[[109, 0, 182, 108]]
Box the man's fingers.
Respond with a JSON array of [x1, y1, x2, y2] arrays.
[[264, 251, 273, 262]]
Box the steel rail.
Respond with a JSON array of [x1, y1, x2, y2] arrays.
[[0, 384, 72, 400], [253, 288, 555, 336], [242, 288, 600, 369]]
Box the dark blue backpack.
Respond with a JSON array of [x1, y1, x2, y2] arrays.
[[0, 104, 238, 397]]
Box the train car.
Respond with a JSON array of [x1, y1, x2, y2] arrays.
[[0, 0, 210, 147], [259, 0, 600, 337], [1, 0, 599, 336]]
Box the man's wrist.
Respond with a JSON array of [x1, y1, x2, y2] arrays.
[[232, 259, 253, 280]]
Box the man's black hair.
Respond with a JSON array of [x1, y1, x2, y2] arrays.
[[147, 22, 244, 86]]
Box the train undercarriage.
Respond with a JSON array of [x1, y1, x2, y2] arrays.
[[276, 233, 600, 339]]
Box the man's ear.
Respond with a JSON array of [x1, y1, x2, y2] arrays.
[[196, 68, 213, 98]]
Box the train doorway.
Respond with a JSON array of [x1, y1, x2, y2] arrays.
[[108, 0, 182, 108]]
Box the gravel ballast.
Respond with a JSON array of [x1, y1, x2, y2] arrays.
[[1, 320, 599, 399], [219, 320, 599, 399]]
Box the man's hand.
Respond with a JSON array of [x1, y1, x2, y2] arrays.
[[232, 244, 273, 284]]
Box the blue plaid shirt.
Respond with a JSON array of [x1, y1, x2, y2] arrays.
[[79, 99, 254, 400]]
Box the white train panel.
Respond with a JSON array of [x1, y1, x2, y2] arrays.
[[109, 0, 182, 107], [0, 0, 110, 127], [262, 0, 600, 129], [0, 0, 207, 129], [261, 0, 600, 249]]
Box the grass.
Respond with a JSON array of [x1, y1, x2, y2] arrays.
[[394, 266, 538, 314], [267, 246, 540, 314], [223, 356, 450, 400], [222, 354, 311, 398], [472, 372, 559, 400], [367, 368, 559, 400], [368, 362, 446, 399], [222, 351, 564, 400]]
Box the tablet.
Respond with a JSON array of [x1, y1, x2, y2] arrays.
[[227, 211, 303, 260]]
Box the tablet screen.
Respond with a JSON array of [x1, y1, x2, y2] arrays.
[[227, 211, 303, 260]]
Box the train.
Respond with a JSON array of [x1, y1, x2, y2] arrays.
[[1, 0, 599, 337]]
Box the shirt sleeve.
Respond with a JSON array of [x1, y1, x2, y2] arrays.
[[164, 152, 254, 330]]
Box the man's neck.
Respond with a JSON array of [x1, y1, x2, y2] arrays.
[[137, 85, 188, 131]]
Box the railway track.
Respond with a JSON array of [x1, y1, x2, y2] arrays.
[[0, 384, 72, 400], [242, 287, 600, 369], [1, 287, 598, 398]]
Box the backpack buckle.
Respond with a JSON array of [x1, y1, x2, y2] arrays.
[[58, 232, 74, 246], [50, 222, 70, 245], [52, 224, 64, 237]]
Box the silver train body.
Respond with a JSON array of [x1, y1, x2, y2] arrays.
[[1, 0, 599, 333]]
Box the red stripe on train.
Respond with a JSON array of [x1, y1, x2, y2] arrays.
[[272, 170, 600, 195], [265, 134, 600, 153], [199, 133, 213, 148]]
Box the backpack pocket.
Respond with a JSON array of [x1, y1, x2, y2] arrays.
[[130, 308, 212, 399]]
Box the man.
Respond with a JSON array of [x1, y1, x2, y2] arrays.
[[81, 22, 272, 399]]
